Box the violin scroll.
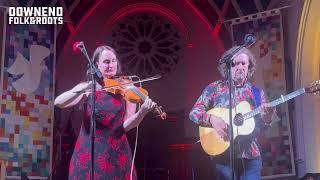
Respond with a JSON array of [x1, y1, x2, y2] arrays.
[[154, 106, 167, 120]]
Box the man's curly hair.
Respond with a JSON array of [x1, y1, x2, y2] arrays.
[[217, 46, 257, 81]]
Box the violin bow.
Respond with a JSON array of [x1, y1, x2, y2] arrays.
[[102, 75, 162, 89], [73, 75, 162, 94]]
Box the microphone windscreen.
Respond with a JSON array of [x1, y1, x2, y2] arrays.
[[72, 42, 81, 54]]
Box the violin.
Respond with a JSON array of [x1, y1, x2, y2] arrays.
[[102, 75, 167, 120]]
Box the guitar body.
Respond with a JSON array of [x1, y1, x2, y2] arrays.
[[199, 101, 255, 156], [198, 80, 320, 156]]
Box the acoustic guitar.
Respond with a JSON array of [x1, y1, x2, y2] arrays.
[[199, 80, 320, 156]]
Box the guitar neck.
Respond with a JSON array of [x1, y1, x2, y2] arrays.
[[243, 88, 306, 120]]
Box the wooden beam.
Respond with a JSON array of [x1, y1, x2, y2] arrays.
[[59, 0, 72, 23], [57, 25, 63, 36], [267, 0, 280, 10], [223, 5, 291, 23], [221, 0, 231, 18], [208, 0, 232, 36], [9, 0, 19, 7], [208, 0, 222, 16], [208, 0, 230, 21], [69, 0, 81, 13], [26, 0, 35, 7], [221, 0, 231, 35], [49, 0, 58, 7], [254, 0, 264, 12], [230, 0, 243, 16]]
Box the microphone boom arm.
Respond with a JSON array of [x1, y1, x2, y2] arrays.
[[219, 34, 256, 64]]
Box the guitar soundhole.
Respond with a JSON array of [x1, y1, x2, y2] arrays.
[[234, 113, 244, 126]]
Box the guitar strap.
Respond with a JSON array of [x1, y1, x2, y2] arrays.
[[251, 85, 261, 107], [250, 85, 267, 141]]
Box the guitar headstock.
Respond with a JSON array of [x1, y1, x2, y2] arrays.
[[305, 80, 320, 95]]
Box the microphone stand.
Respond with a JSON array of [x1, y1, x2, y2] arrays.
[[77, 42, 101, 180], [224, 58, 236, 180], [219, 39, 255, 180]]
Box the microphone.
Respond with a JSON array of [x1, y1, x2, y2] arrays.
[[244, 34, 256, 46], [72, 41, 83, 53], [219, 34, 256, 64], [85, 63, 104, 87], [93, 67, 104, 87], [74, 41, 104, 87]]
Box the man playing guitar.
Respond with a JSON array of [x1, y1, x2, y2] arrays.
[[189, 46, 276, 180]]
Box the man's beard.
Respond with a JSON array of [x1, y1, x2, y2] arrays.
[[233, 70, 246, 82]]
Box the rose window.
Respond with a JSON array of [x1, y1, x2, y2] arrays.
[[110, 13, 184, 78]]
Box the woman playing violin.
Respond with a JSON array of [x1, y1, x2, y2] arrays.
[[54, 45, 157, 180]]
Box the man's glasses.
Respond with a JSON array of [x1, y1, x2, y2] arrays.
[[231, 61, 249, 67]]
